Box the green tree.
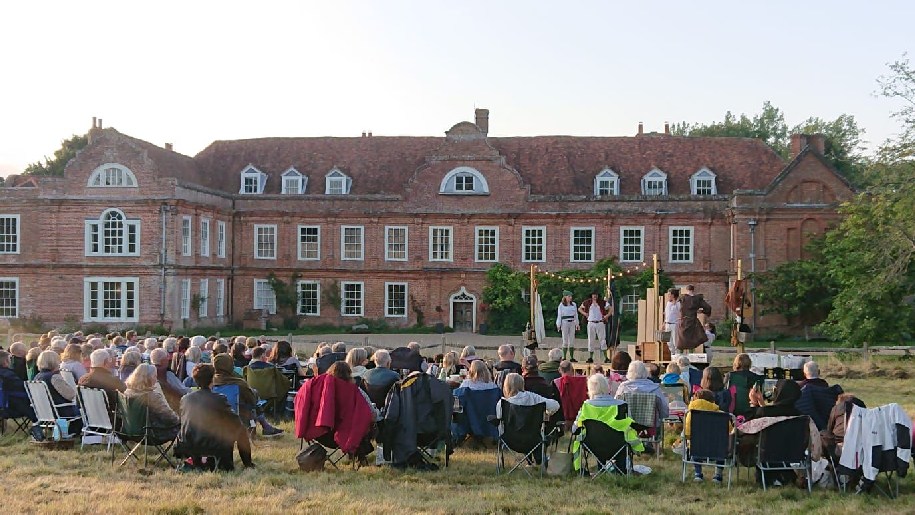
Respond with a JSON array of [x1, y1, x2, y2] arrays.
[[671, 101, 789, 155], [267, 271, 301, 330], [753, 249, 837, 340], [481, 263, 529, 333], [23, 134, 88, 176]]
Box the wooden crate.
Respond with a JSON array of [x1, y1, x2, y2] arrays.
[[640, 341, 671, 363]]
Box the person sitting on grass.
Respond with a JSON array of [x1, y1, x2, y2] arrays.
[[459, 359, 499, 391], [685, 389, 732, 483], [661, 363, 683, 385], [176, 363, 255, 471], [212, 353, 284, 438]]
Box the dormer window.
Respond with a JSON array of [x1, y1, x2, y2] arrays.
[[641, 168, 667, 196], [325, 168, 351, 195], [240, 166, 267, 194], [594, 168, 619, 196], [281, 168, 307, 194], [88, 163, 138, 188], [439, 166, 489, 195], [690, 168, 717, 195]]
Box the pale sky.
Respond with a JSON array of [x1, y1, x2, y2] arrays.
[[1, 0, 912, 177]]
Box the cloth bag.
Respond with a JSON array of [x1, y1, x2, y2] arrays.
[[296, 443, 327, 472], [547, 440, 574, 476]]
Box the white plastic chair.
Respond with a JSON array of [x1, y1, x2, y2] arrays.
[[77, 386, 117, 450]]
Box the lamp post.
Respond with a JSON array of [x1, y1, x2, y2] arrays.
[[747, 219, 758, 337]]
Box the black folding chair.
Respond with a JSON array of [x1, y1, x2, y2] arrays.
[[0, 383, 31, 436], [756, 416, 812, 492], [493, 400, 547, 477], [576, 418, 632, 479], [680, 410, 737, 488], [113, 393, 178, 469]]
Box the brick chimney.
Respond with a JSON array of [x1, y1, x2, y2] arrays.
[[664, 122, 670, 135], [790, 133, 825, 157], [475, 108, 489, 136], [638, 122, 644, 135], [164, 143, 173, 151], [88, 116, 102, 144], [807, 134, 826, 155]]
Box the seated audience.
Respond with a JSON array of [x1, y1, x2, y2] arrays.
[[118, 350, 142, 382], [579, 373, 624, 412], [495, 373, 559, 424], [685, 389, 731, 482], [694, 366, 734, 413], [34, 350, 82, 436], [213, 354, 284, 437], [346, 348, 369, 380], [244, 346, 290, 416], [821, 393, 866, 456], [459, 345, 480, 367], [362, 349, 400, 399], [270, 340, 304, 376], [171, 337, 191, 380], [646, 362, 661, 383], [795, 360, 843, 430], [799, 361, 829, 388], [331, 342, 347, 354], [614, 360, 669, 419], [0, 351, 39, 438], [80, 343, 94, 370], [150, 348, 189, 412], [747, 378, 801, 419], [539, 348, 563, 384], [232, 342, 250, 369], [9, 341, 28, 381], [676, 355, 702, 391], [124, 363, 180, 441], [726, 353, 764, 417], [60, 344, 87, 382], [176, 364, 255, 470], [328, 361, 379, 422], [459, 360, 499, 391], [520, 355, 554, 399], [183, 345, 202, 381], [437, 351, 461, 382], [571, 373, 642, 471], [78, 349, 127, 421], [661, 363, 683, 385], [494, 344, 522, 388]]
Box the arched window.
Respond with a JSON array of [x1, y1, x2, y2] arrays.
[[282, 167, 307, 194], [87, 163, 138, 188], [594, 168, 619, 196], [325, 168, 352, 195], [239, 165, 267, 194], [439, 167, 489, 195], [85, 208, 140, 256], [641, 168, 667, 196], [690, 168, 717, 195]]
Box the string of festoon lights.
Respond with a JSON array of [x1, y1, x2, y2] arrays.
[[527, 262, 651, 284]]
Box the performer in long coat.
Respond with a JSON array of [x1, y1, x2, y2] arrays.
[[676, 287, 712, 351]]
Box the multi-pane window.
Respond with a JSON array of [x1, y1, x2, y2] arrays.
[[621, 294, 639, 313], [522, 227, 546, 262], [88, 164, 137, 187], [0, 278, 18, 317], [620, 227, 644, 263], [669, 226, 694, 263], [240, 167, 266, 194], [282, 169, 305, 194], [215, 278, 225, 317], [180, 279, 191, 319], [642, 169, 667, 196], [200, 219, 210, 257], [198, 279, 208, 318], [385, 226, 408, 261], [341, 281, 364, 317], [429, 226, 453, 261], [181, 216, 192, 256], [297, 281, 320, 316], [0, 215, 20, 254], [455, 175, 474, 192], [594, 169, 619, 196], [86, 209, 139, 256], [475, 227, 499, 262], [571, 227, 594, 262], [84, 277, 137, 322], [341, 226, 364, 260], [216, 221, 226, 258], [691, 169, 717, 195], [254, 225, 277, 260], [385, 282, 408, 317], [254, 279, 277, 314], [325, 169, 351, 195], [298, 226, 321, 260]]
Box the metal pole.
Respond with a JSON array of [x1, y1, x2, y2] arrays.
[[748, 219, 758, 339]]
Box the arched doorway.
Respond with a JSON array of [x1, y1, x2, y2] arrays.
[[449, 287, 477, 333]]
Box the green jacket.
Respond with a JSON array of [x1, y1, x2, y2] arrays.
[[572, 402, 644, 470]]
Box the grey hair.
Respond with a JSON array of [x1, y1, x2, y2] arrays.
[[373, 349, 391, 368], [587, 373, 610, 398], [676, 355, 691, 369], [548, 348, 563, 361], [498, 344, 514, 359], [627, 361, 648, 381], [804, 360, 820, 379], [90, 348, 113, 368]]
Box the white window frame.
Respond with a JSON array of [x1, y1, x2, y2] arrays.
[[570, 227, 595, 263], [216, 221, 226, 258], [85, 208, 141, 257], [181, 216, 192, 256], [253, 278, 277, 315], [239, 165, 267, 194], [690, 168, 718, 195], [297, 225, 321, 261], [429, 226, 453, 262], [180, 279, 191, 319], [198, 278, 208, 318], [297, 280, 321, 316], [385, 226, 408, 262], [641, 168, 668, 196], [594, 168, 619, 196], [340, 281, 364, 317], [87, 163, 138, 188], [522, 226, 546, 263], [0, 277, 19, 318], [254, 224, 277, 260], [439, 166, 490, 195], [619, 226, 644, 263], [281, 167, 307, 194], [325, 168, 352, 195], [341, 225, 364, 261], [83, 277, 139, 323], [384, 282, 408, 318], [0, 214, 21, 254], [200, 218, 210, 257], [475, 226, 499, 263], [215, 278, 225, 317], [669, 226, 694, 264]]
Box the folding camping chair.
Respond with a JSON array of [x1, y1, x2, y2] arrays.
[[0, 382, 31, 436], [113, 392, 178, 468], [620, 391, 663, 458], [756, 416, 812, 493], [26, 381, 81, 440], [76, 386, 117, 450], [680, 410, 737, 488], [660, 383, 689, 405], [575, 417, 633, 479], [304, 432, 349, 470], [452, 387, 501, 446], [493, 400, 548, 477]]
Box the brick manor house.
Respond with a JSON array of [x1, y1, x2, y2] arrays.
[[0, 110, 854, 333]]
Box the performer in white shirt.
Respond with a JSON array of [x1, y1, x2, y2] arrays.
[[663, 288, 681, 357], [578, 290, 608, 364], [555, 290, 579, 362]]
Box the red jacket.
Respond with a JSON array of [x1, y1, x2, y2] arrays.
[[294, 374, 373, 455]]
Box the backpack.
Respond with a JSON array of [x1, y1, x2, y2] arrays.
[[296, 443, 327, 472]]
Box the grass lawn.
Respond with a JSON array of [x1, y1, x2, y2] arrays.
[[1, 357, 912, 514]]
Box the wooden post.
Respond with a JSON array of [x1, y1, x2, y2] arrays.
[[652, 254, 660, 330]]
